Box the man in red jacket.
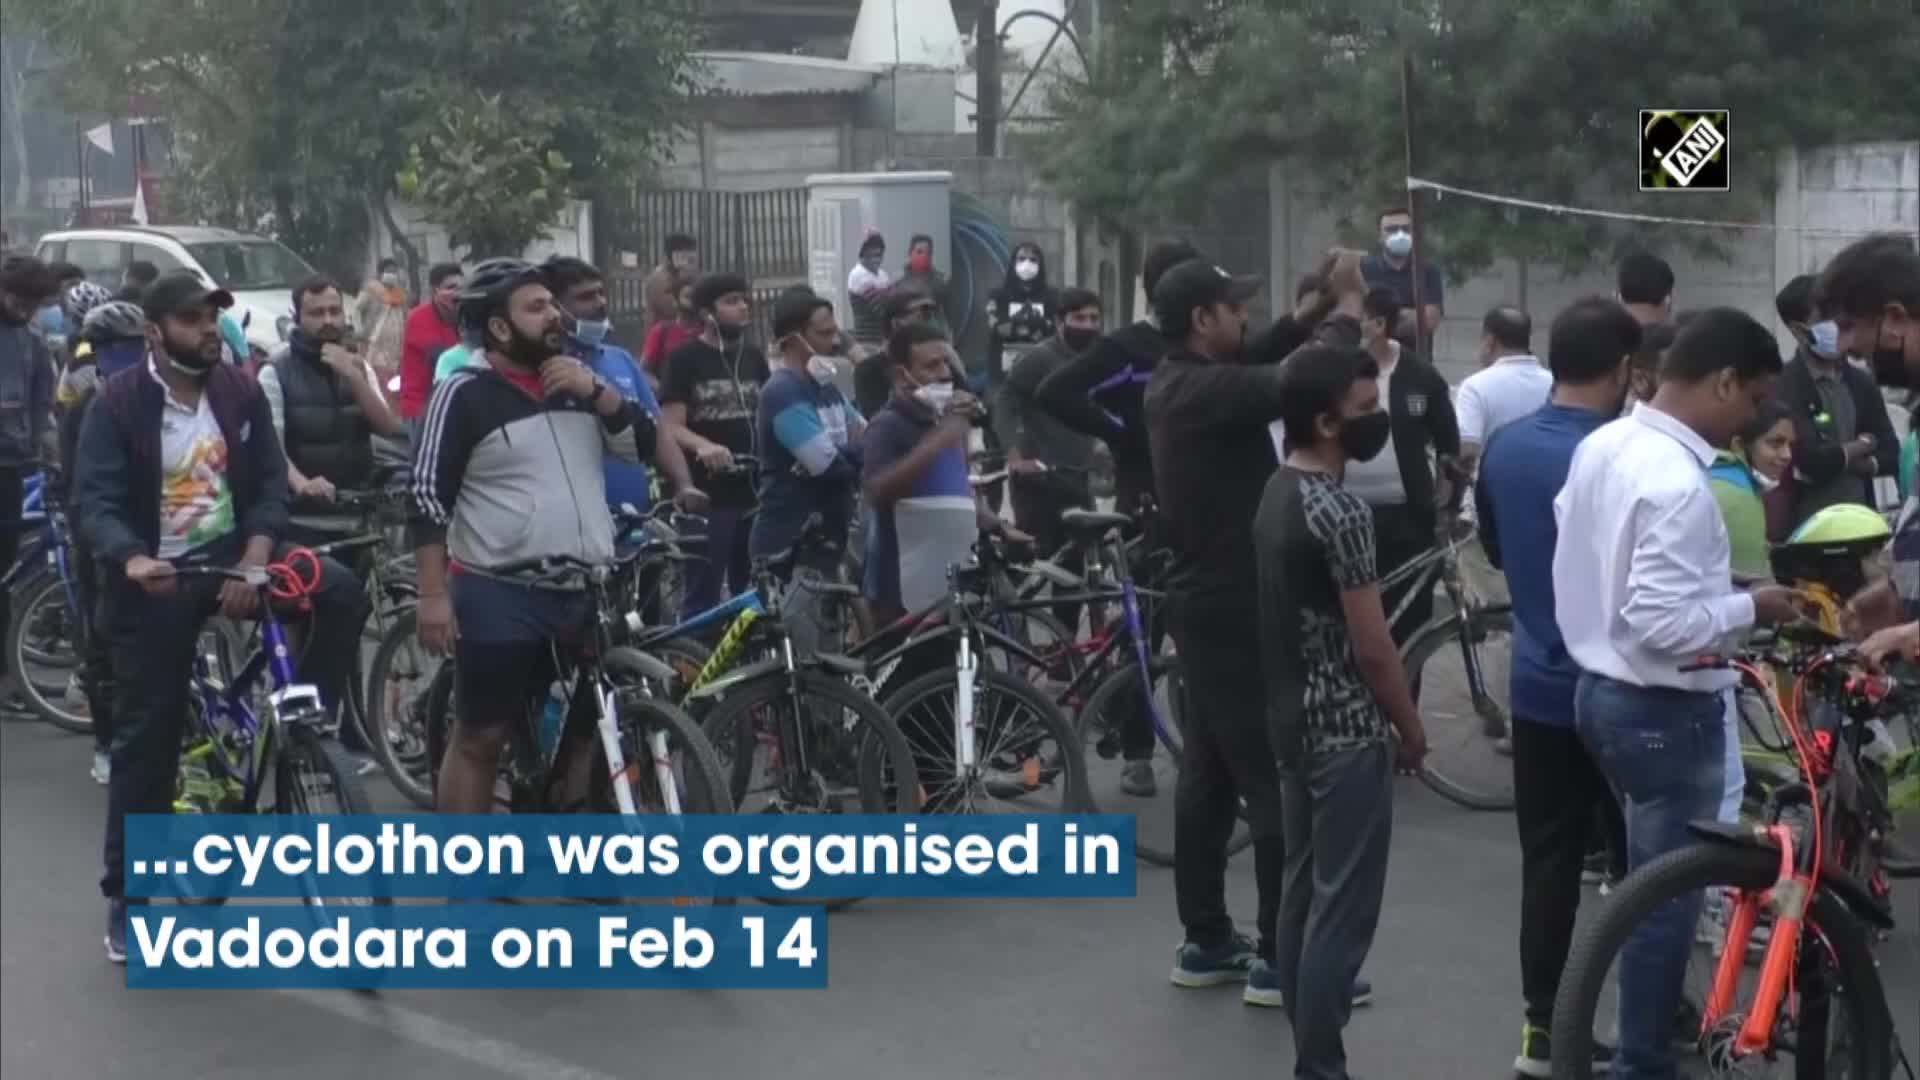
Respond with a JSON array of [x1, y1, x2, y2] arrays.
[[396, 262, 464, 430]]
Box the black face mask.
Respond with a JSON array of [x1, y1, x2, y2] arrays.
[[1339, 410, 1392, 463], [1061, 326, 1098, 353], [1869, 323, 1910, 390]]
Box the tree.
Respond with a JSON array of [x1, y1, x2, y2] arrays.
[[1047, 0, 1920, 279], [9, 0, 700, 275], [396, 96, 576, 260]]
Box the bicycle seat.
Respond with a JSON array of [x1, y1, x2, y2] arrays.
[[1059, 509, 1133, 534]]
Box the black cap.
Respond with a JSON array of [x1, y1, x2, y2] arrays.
[[142, 271, 233, 321], [772, 289, 832, 339], [1150, 258, 1262, 331]]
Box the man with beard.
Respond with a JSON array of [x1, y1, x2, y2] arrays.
[[72, 272, 370, 964], [410, 259, 649, 817], [257, 276, 406, 516]]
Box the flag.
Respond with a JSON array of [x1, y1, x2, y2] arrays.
[[84, 123, 115, 155], [131, 175, 149, 224]]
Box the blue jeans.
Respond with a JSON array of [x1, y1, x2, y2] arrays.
[[1574, 673, 1726, 1080]]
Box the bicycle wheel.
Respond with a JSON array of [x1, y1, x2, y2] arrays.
[[1551, 841, 1896, 1080], [1075, 656, 1246, 866], [883, 664, 1090, 816], [699, 669, 919, 911], [638, 635, 711, 701], [365, 607, 439, 808], [276, 724, 390, 913], [9, 571, 90, 734], [1403, 604, 1515, 811]]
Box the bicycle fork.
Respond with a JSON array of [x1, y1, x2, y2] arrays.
[[1702, 823, 1816, 1057], [954, 632, 978, 776], [591, 677, 682, 817]]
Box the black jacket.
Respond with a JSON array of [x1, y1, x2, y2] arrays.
[[1143, 314, 1349, 617], [271, 331, 375, 502], [1034, 321, 1166, 499], [1773, 350, 1898, 524], [1375, 349, 1460, 532]]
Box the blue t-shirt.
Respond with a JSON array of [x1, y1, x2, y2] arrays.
[[1475, 403, 1613, 725], [859, 397, 974, 615], [752, 367, 862, 559], [581, 342, 660, 508]]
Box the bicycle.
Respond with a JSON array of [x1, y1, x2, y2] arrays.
[[414, 554, 734, 843], [7, 473, 91, 732], [1550, 626, 1913, 1080]]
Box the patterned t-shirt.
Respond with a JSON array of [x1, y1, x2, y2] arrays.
[[150, 362, 236, 558], [1253, 464, 1389, 765], [660, 338, 770, 509]]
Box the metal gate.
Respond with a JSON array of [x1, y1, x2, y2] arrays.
[[595, 186, 808, 344]]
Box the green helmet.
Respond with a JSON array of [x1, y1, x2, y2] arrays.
[[1783, 502, 1890, 548]]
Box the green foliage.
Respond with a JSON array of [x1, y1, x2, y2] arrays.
[[1047, 0, 1920, 278], [10, 0, 700, 265], [396, 96, 576, 261]]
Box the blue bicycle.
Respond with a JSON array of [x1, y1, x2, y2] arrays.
[[6, 471, 92, 732]]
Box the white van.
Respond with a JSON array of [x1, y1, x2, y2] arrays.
[[35, 225, 317, 359]]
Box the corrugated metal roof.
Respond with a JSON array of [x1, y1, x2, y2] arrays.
[[695, 50, 883, 98]]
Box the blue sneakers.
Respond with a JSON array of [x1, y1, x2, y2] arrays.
[[1169, 932, 1258, 987], [1241, 959, 1374, 1010]]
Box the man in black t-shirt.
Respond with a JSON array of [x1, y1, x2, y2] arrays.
[[661, 272, 771, 615], [1254, 344, 1427, 1080]]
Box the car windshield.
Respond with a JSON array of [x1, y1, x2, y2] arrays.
[[185, 240, 315, 292]]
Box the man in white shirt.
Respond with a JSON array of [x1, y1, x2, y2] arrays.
[[1552, 307, 1802, 1080], [1455, 306, 1548, 472]]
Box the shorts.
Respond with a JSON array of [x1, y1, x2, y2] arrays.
[[450, 572, 592, 733]]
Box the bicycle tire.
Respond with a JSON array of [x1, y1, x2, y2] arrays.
[[11, 566, 79, 670], [699, 669, 920, 912], [1402, 604, 1515, 812], [639, 635, 712, 701], [9, 571, 91, 734], [1550, 841, 1896, 1080], [365, 607, 437, 809], [277, 725, 393, 914], [1075, 656, 1248, 867], [882, 664, 1091, 816]]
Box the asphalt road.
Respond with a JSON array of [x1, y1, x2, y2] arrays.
[[4, 707, 1917, 1080]]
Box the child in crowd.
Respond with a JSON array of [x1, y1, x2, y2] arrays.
[[1708, 400, 1796, 583]]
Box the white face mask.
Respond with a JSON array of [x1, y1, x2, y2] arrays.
[[380, 271, 402, 288], [806, 354, 839, 383], [1750, 468, 1781, 493], [914, 380, 955, 412], [1014, 259, 1039, 282]]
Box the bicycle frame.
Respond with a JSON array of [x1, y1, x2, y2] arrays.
[[190, 601, 319, 808]]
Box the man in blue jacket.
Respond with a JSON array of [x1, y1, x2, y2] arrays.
[[73, 272, 367, 965], [1474, 296, 1641, 1077]]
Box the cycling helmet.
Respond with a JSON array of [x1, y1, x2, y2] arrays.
[[79, 299, 148, 344], [456, 258, 543, 336], [62, 280, 115, 327], [1771, 501, 1890, 600], [1783, 503, 1891, 548]]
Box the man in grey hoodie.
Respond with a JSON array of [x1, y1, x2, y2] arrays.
[[0, 255, 58, 699]]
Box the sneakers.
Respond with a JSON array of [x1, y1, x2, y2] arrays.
[[1170, 932, 1257, 987], [104, 899, 127, 964], [1119, 760, 1156, 798], [91, 750, 111, 785], [1514, 1023, 1613, 1078], [1238, 958, 1373, 1009]]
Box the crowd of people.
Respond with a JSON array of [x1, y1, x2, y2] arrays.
[[3, 209, 1918, 1080]]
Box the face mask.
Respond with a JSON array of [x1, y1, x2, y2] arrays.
[[1808, 320, 1841, 361], [1014, 259, 1039, 282], [1750, 467, 1780, 494], [380, 272, 402, 288], [165, 336, 220, 377], [1339, 410, 1392, 462], [1383, 231, 1413, 258], [913, 379, 954, 412], [1062, 326, 1098, 353], [908, 253, 932, 273], [573, 317, 611, 346], [1868, 322, 1909, 390], [806, 354, 840, 383]]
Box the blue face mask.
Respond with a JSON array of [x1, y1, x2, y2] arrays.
[[1383, 231, 1413, 258], [1809, 319, 1841, 360], [573, 317, 611, 346]]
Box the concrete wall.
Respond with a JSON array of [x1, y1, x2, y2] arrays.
[[1269, 140, 1919, 386]]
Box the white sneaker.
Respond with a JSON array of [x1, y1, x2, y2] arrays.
[[91, 751, 110, 785], [65, 674, 91, 714]]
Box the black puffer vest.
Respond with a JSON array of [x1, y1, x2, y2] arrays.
[[272, 331, 373, 495]]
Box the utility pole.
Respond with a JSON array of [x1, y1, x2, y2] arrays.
[[1399, 48, 1429, 360], [976, 1, 1001, 157]]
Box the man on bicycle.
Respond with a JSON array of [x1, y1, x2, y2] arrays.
[[410, 259, 651, 816], [72, 272, 369, 963]]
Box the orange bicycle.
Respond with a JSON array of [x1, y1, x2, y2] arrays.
[[1550, 625, 1911, 1079]]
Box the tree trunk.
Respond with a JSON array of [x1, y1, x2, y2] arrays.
[[3, 41, 38, 211], [374, 190, 424, 297]]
